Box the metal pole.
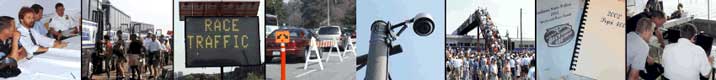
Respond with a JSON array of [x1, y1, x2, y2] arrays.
[[101, 2, 110, 79], [327, 0, 331, 25], [220, 66, 224, 80], [366, 21, 389, 80]]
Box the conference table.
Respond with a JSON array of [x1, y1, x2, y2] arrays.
[[10, 36, 81, 80]]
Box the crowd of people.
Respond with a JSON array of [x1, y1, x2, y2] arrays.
[[446, 47, 535, 80], [90, 31, 174, 79], [0, 2, 80, 78], [627, 1, 716, 80]]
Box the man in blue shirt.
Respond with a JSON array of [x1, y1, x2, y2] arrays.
[[30, 4, 49, 38]]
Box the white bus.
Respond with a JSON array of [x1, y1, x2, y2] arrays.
[[81, 20, 98, 49]]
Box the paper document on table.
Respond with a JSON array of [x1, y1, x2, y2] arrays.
[[569, 0, 625, 79], [536, 0, 585, 79]]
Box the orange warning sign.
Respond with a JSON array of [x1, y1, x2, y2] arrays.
[[275, 31, 290, 43]]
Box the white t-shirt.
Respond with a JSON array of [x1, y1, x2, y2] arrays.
[[147, 40, 165, 52], [626, 32, 649, 70], [491, 64, 498, 74], [662, 38, 712, 80], [509, 59, 516, 68], [451, 59, 463, 69], [522, 57, 531, 66]]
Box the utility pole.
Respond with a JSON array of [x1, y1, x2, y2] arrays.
[[519, 8, 522, 50], [327, 0, 331, 26]]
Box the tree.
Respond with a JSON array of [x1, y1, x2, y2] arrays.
[[266, 0, 285, 16], [267, 0, 285, 24], [299, 0, 328, 28], [276, 0, 355, 29]]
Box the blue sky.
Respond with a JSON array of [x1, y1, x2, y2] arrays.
[[356, 0, 445, 80]]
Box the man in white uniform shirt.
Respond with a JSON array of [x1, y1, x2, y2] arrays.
[[627, 18, 653, 80], [48, 3, 77, 39], [16, 7, 67, 58], [662, 23, 713, 80]]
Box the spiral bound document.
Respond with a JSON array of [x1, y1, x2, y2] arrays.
[[568, 0, 626, 79], [536, 0, 585, 79]]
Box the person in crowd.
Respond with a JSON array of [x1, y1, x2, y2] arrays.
[[669, 3, 684, 20], [662, 23, 712, 80], [146, 35, 165, 78], [509, 56, 516, 79], [491, 57, 498, 79], [127, 34, 144, 79], [650, 11, 667, 48], [627, 18, 654, 80], [103, 35, 112, 58], [113, 30, 126, 79], [143, 33, 151, 47], [627, 10, 666, 47], [164, 36, 173, 65], [101, 34, 113, 78], [527, 60, 537, 80]]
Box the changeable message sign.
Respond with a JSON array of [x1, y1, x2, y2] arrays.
[[184, 16, 260, 67]]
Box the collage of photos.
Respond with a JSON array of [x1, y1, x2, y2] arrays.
[[0, 0, 702, 80]]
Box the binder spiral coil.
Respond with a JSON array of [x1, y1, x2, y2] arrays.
[[570, 0, 590, 71]]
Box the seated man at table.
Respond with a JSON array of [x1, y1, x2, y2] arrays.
[[47, 3, 78, 40], [16, 7, 67, 58], [30, 4, 49, 38], [0, 16, 24, 78], [662, 23, 713, 80], [0, 16, 26, 60]]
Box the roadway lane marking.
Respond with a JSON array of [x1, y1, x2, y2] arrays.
[[295, 69, 318, 78]]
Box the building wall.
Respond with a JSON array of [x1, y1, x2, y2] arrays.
[[108, 6, 131, 32], [81, 0, 102, 21], [82, 0, 132, 32]]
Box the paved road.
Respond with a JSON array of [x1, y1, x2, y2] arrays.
[[266, 51, 356, 80], [91, 65, 173, 80]]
